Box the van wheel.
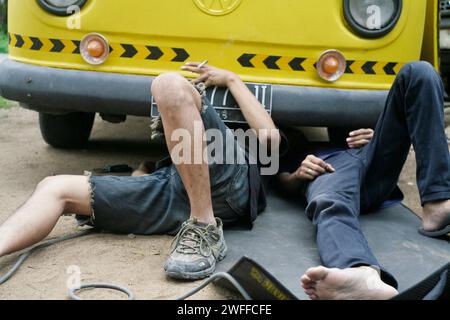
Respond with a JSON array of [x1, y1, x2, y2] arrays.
[[39, 112, 95, 149]]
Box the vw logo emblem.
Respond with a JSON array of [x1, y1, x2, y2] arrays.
[[194, 0, 242, 16]]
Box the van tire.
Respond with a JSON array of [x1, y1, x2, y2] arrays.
[[39, 112, 95, 149]]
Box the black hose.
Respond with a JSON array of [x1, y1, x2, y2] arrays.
[[0, 229, 95, 285], [68, 283, 135, 300], [176, 272, 252, 300], [0, 230, 252, 300]]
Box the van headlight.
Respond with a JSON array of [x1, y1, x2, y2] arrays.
[[344, 0, 402, 38], [37, 0, 87, 16]]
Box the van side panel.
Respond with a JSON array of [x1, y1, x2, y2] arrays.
[[421, 0, 439, 69]]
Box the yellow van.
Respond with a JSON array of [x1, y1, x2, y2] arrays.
[[0, 0, 440, 148]]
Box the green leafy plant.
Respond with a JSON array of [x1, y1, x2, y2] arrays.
[[0, 32, 7, 53], [0, 96, 7, 109], [0, 0, 7, 53]]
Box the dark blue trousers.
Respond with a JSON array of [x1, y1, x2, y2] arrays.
[[305, 61, 450, 288]]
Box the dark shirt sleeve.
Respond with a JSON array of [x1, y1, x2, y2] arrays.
[[278, 129, 308, 174]]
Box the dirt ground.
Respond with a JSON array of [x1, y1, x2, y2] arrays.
[[0, 104, 437, 300]]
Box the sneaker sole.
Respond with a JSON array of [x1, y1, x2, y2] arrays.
[[165, 245, 227, 280]]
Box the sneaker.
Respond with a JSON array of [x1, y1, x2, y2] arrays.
[[164, 218, 227, 280]]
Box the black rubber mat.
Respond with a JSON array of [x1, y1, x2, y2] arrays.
[[219, 193, 450, 299]]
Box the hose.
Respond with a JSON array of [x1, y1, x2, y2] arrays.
[[68, 283, 135, 300], [0, 229, 95, 285], [0, 231, 252, 300], [176, 272, 252, 300]]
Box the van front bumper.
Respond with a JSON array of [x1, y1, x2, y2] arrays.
[[0, 59, 389, 127]]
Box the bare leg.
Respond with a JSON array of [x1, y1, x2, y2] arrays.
[[300, 266, 398, 300], [131, 169, 148, 177], [131, 160, 155, 177], [151, 73, 215, 225], [0, 175, 91, 257], [132, 163, 150, 177]]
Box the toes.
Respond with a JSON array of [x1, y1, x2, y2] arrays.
[[301, 282, 316, 290], [310, 293, 319, 300], [306, 266, 329, 282], [300, 274, 316, 289], [303, 287, 318, 300], [300, 274, 312, 284], [304, 288, 316, 296], [305, 292, 319, 300]]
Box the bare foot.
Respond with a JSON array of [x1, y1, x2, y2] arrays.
[[300, 266, 398, 300], [422, 199, 450, 232]]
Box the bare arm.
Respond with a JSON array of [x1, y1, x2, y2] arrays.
[[276, 154, 335, 193], [181, 62, 280, 147], [277, 128, 374, 190], [225, 75, 279, 144]]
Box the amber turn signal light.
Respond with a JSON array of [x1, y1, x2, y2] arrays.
[[80, 33, 110, 65], [87, 40, 104, 58], [317, 50, 347, 82]]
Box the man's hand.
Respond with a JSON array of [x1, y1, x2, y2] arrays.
[[292, 155, 335, 181], [346, 129, 374, 149], [181, 62, 237, 87], [182, 61, 279, 147]]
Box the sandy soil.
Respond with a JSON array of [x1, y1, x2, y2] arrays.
[[0, 105, 436, 300]]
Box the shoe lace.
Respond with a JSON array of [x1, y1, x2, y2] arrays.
[[171, 222, 217, 258]]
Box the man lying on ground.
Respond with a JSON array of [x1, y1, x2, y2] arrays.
[[0, 63, 279, 280], [277, 61, 450, 300]]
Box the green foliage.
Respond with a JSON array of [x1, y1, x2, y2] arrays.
[[0, 32, 7, 53], [0, 0, 7, 31], [0, 0, 7, 53], [0, 96, 7, 109]]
